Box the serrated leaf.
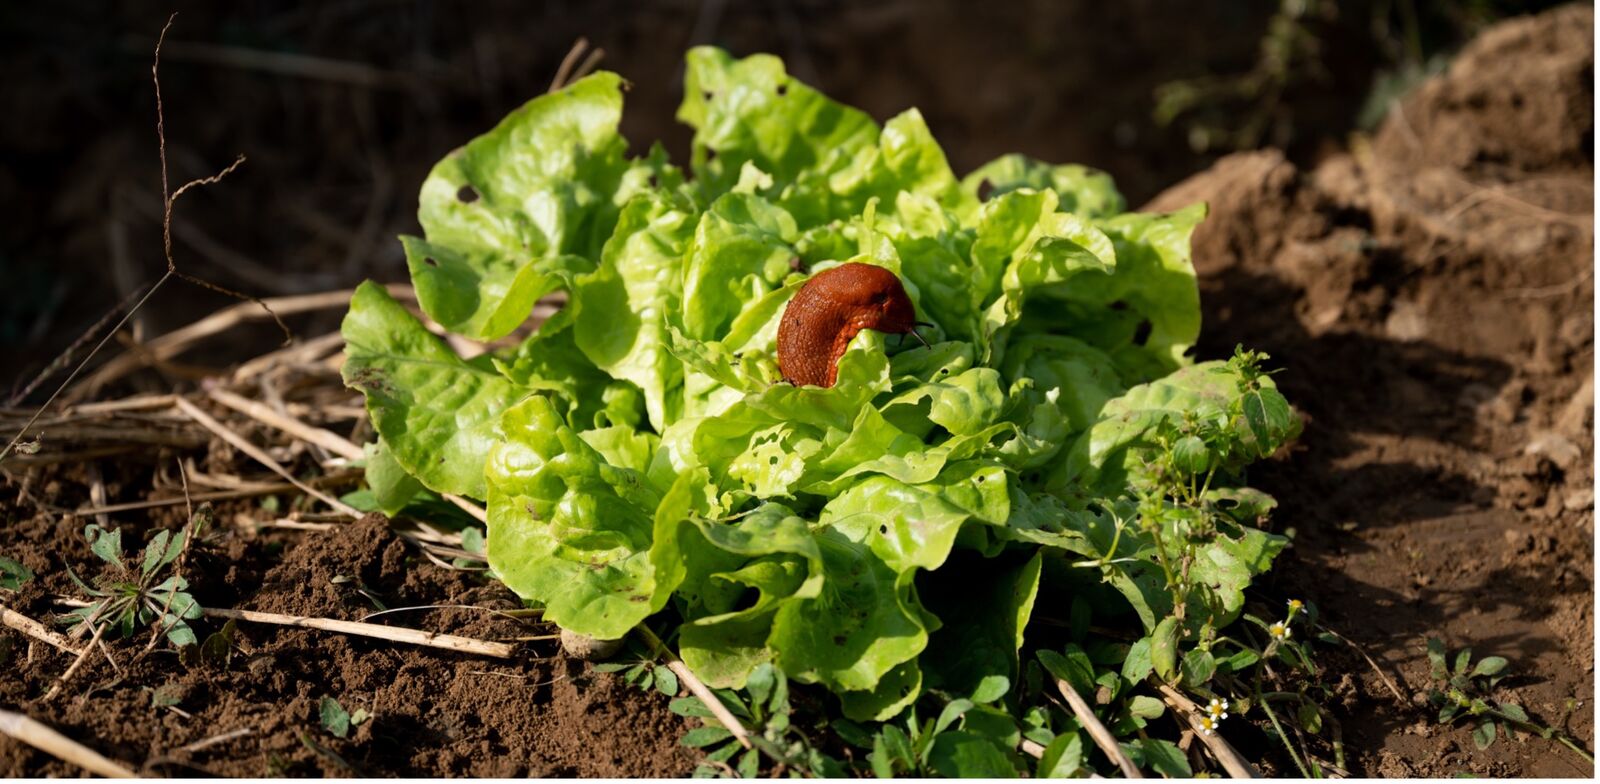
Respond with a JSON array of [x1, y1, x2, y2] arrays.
[[1129, 695, 1166, 720], [1138, 737, 1192, 778], [669, 697, 714, 718], [1038, 647, 1096, 698], [1180, 648, 1216, 687], [933, 699, 974, 736], [926, 731, 1018, 778], [655, 666, 679, 696], [1495, 703, 1529, 723], [1426, 638, 1448, 680], [737, 747, 760, 778], [829, 719, 873, 750], [1122, 637, 1155, 684]]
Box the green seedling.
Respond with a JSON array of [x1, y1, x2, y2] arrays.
[[0, 555, 33, 591], [1425, 638, 1592, 763], [61, 522, 201, 647], [319, 696, 371, 739], [673, 664, 844, 779]]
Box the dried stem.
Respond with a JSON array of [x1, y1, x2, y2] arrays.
[[73, 472, 358, 516], [549, 38, 590, 92], [0, 14, 251, 463], [203, 607, 514, 658], [206, 386, 491, 525], [0, 604, 84, 656], [635, 624, 752, 751], [72, 287, 386, 399], [172, 397, 360, 518], [446, 494, 488, 523], [177, 726, 255, 754], [1154, 682, 1261, 778], [206, 388, 363, 460], [0, 710, 138, 778], [1052, 675, 1142, 778], [41, 622, 109, 702]]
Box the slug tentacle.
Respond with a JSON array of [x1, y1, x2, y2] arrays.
[[776, 262, 917, 388]]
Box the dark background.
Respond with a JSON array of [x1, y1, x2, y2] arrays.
[[0, 0, 1564, 394]]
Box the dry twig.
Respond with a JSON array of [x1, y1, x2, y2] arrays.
[[207, 388, 363, 460], [72, 472, 357, 516], [172, 397, 361, 518], [1052, 674, 1142, 778], [635, 625, 752, 750], [203, 607, 514, 658], [0, 14, 251, 462], [1154, 682, 1260, 778], [41, 623, 109, 703], [0, 604, 84, 656], [177, 727, 255, 754], [0, 710, 138, 778], [1315, 623, 1408, 704], [549, 38, 591, 93], [71, 287, 390, 399]]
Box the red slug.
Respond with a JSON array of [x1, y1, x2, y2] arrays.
[[777, 262, 918, 387]]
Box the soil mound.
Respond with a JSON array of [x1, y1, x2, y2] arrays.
[[1147, 3, 1593, 776]]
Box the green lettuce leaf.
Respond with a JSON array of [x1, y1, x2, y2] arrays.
[[341, 282, 528, 498], [485, 395, 667, 639], [573, 191, 699, 430], [962, 154, 1125, 218], [408, 72, 668, 340]]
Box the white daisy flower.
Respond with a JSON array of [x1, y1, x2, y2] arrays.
[[1269, 621, 1292, 640], [1199, 715, 1218, 736], [1207, 698, 1230, 720], [1286, 599, 1304, 613]]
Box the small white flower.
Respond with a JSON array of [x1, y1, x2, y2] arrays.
[[1199, 715, 1218, 736], [1269, 621, 1292, 640], [1207, 698, 1230, 720], [1286, 599, 1304, 613]]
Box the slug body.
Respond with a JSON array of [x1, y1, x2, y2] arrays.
[[777, 262, 917, 387]]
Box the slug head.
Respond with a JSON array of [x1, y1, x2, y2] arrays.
[[824, 263, 917, 334]]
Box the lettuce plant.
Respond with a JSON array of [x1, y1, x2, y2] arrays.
[[342, 48, 1299, 724]]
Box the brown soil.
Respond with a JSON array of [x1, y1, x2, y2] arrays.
[[1147, 3, 1594, 776], [0, 485, 697, 777]]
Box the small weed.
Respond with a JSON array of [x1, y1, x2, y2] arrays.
[[61, 522, 201, 646], [181, 618, 239, 669], [318, 695, 371, 739], [593, 638, 680, 697], [671, 664, 844, 778], [1424, 638, 1593, 763], [0, 555, 33, 591]]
